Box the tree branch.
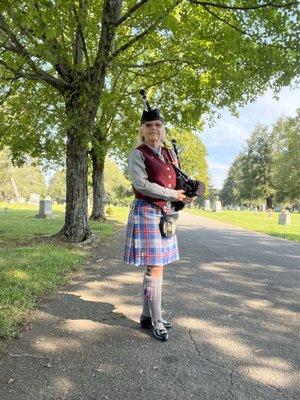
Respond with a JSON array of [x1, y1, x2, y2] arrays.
[[110, 0, 183, 60], [0, 59, 37, 80], [92, 0, 123, 80], [0, 74, 21, 105], [114, 0, 150, 27], [73, 0, 90, 69], [203, 5, 247, 34], [0, 15, 70, 92], [188, 1, 298, 11], [203, 5, 297, 50]]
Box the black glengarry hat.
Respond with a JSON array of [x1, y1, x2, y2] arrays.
[[140, 89, 164, 125]]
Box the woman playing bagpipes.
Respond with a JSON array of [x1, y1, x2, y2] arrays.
[[123, 90, 193, 341]]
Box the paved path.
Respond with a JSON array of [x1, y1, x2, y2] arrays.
[[1, 213, 299, 400]]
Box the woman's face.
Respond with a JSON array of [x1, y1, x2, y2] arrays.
[[141, 120, 164, 148]]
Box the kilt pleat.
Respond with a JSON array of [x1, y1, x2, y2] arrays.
[[124, 199, 179, 267]]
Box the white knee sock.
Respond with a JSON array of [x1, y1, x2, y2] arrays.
[[144, 275, 163, 323], [142, 274, 151, 317]]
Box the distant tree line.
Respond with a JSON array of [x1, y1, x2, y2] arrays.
[[0, 149, 46, 201], [0, 125, 209, 208], [220, 110, 300, 209], [0, 149, 133, 206]]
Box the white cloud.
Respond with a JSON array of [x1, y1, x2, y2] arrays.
[[210, 172, 229, 189], [201, 119, 249, 149], [208, 160, 229, 170], [208, 161, 230, 189]]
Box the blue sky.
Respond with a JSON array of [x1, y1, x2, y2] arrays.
[[200, 86, 300, 189]]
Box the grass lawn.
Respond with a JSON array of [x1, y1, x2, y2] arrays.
[[184, 209, 300, 243], [0, 202, 129, 338]]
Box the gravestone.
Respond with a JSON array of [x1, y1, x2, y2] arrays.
[[274, 206, 281, 212], [29, 193, 40, 204], [203, 199, 211, 210], [36, 200, 53, 218], [212, 200, 222, 212], [19, 197, 26, 204], [259, 204, 266, 211], [278, 211, 291, 225]]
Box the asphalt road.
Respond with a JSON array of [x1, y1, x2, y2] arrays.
[[1, 212, 299, 400]]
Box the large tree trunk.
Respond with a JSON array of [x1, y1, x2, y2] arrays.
[[90, 149, 106, 221], [56, 0, 122, 240], [63, 132, 91, 241], [57, 96, 98, 242]]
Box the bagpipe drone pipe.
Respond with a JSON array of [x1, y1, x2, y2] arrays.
[[168, 139, 206, 211]]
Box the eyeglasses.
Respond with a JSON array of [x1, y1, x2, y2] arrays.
[[145, 121, 163, 128]]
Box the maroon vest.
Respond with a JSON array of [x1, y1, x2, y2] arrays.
[[133, 144, 177, 210]]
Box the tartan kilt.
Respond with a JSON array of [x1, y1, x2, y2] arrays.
[[124, 199, 179, 267]]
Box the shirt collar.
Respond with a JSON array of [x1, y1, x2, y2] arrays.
[[145, 144, 162, 156]]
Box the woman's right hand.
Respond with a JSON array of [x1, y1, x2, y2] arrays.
[[176, 189, 193, 204], [176, 189, 187, 202]]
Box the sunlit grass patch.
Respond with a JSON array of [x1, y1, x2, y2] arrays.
[[105, 205, 130, 224], [0, 244, 86, 338], [184, 209, 300, 242], [0, 202, 128, 338]]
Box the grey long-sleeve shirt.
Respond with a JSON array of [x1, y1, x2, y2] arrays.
[[128, 145, 179, 201]]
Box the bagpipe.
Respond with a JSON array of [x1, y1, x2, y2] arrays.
[[165, 139, 206, 211]]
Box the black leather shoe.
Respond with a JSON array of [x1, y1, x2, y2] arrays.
[[140, 315, 172, 329], [140, 315, 152, 329], [152, 322, 169, 341]]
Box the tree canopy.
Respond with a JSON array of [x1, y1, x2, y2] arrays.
[[0, 0, 299, 240]]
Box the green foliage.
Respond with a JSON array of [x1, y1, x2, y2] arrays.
[[0, 81, 65, 165], [0, 149, 47, 200], [272, 110, 300, 203], [48, 157, 132, 205], [165, 128, 209, 188], [48, 169, 66, 203], [240, 124, 275, 202], [221, 113, 300, 207], [103, 158, 132, 205], [220, 155, 245, 205], [1, 1, 299, 163]]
